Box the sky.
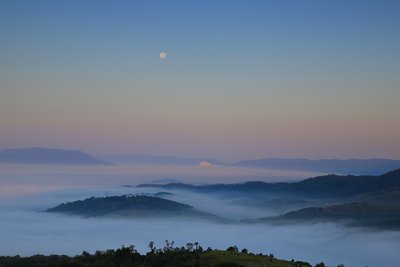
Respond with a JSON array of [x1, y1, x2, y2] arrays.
[[1, 0, 399, 161]]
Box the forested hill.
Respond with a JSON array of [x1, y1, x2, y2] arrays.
[[291, 168, 400, 196], [46, 195, 221, 220], [47, 195, 192, 216], [138, 168, 400, 197], [254, 202, 400, 230]]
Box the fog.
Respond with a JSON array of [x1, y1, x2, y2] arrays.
[[1, 164, 400, 267], [0, 163, 322, 198]]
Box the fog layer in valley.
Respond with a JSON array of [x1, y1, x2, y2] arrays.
[[0, 164, 323, 198], [1, 164, 399, 267]]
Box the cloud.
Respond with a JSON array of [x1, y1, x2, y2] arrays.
[[199, 161, 212, 167]]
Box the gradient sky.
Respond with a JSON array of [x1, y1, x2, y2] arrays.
[[1, 0, 399, 161]]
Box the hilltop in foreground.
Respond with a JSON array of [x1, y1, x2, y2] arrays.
[[0, 243, 331, 267]]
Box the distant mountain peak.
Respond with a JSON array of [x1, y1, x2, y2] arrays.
[[0, 147, 110, 165]]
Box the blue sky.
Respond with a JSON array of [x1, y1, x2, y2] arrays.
[[1, 0, 400, 160]]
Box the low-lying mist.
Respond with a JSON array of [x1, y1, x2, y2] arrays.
[[1, 164, 400, 267], [0, 163, 323, 198], [0, 186, 399, 267]]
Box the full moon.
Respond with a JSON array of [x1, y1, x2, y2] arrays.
[[159, 51, 167, 60]]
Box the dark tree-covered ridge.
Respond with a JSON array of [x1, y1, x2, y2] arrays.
[[138, 168, 400, 197], [46, 195, 192, 216], [0, 242, 336, 267], [46, 195, 224, 221]]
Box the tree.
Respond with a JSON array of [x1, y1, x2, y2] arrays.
[[226, 246, 239, 253], [186, 242, 194, 252], [163, 240, 175, 253], [269, 253, 274, 261], [148, 241, 155, 253]]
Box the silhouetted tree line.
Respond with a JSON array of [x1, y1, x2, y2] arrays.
[[0, 241, 344, 267]]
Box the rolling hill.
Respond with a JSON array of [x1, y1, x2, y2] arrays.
[[255, 202, 400, 229], [138, 169, 400, 229], [46, 195, 223, 221], [138, 169, 400, 197]]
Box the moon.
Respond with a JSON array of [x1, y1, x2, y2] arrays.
[[159, 51, 167, 60]]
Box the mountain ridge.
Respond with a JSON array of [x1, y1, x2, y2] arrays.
[[233, 158, 400, 175], [138, 168, 400, 197], [0, 147, 110, 165], [97, 154, 224, 166]]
